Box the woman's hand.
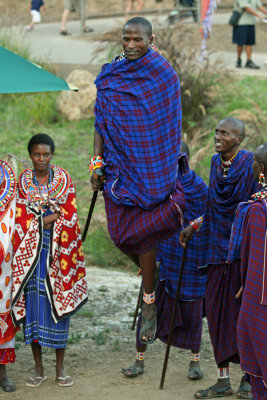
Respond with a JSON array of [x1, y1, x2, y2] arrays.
[[43, 212, 60, 229]]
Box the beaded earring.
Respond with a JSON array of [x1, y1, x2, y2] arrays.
[[259, 172, 266, 187]]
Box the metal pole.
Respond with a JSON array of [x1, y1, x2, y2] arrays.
[[80, 0, 86, 34]]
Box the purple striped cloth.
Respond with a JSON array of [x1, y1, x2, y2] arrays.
[[198, 150, 258, 267], [206, 262, 241, 366], [104, 182, 184, 255], [94, 49, 182, 210], [157, 154, 208, 299], [237, 200, 267, 395]]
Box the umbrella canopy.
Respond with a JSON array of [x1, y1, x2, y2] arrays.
[[0, 45, 77, 94]]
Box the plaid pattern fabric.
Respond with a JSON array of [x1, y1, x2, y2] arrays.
[[95, 49, 182, 210], [206, 262, 241, 366], [158, 154, 208, 299], [136, 280, 203, 350], [237, 200, 267, 390], [227, 201, 252, 263], [250, 376, 267, 400], [104, 183, 184, 255], [24, 227, 70, 348], [198, 150, 258, 266]]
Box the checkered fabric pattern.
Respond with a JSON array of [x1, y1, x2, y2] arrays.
[[94, 49, 182, 210], [136, 280, 203, 351], [103, 182, 184, 255], [237, 201, 267, 392], [198, 150, 258, 267], [24, 227, 70, 348], [206, 261, 241, 366], [158, 154, 208, 299], [250, 376, 267, 400]]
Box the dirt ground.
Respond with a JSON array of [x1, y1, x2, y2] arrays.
[[9, 267, 244, 400]]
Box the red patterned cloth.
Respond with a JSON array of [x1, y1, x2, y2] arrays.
[[12, 166, 88, 325], [0, 160, 19, 363]]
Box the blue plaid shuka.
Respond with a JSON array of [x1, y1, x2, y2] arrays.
[[198, 150, 259, 267], [94, 49, 182, 210], [157, 154, 208, 300]]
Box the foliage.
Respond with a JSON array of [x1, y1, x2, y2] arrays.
[[0, 27, 31, 59], [154, 24, 230, 135]]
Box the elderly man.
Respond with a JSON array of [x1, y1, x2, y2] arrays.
[[180, 118, 258, 399], [91, 17, 184, 345]]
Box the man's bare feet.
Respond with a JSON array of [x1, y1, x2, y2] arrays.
[[140, 303, 157, 343]]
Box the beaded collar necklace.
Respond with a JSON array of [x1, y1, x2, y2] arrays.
[[19, 165, 70, 207], [220, 149, 239, 178], [0, 160, 16, 211], [251, 186, 267, 200]]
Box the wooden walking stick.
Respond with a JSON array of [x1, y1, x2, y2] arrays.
[[82, 168, 104, 243], [159, 245, 187, 390], [131, 282, 143, 331]]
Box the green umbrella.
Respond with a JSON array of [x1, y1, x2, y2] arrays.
[[0, 45, 77, 94]]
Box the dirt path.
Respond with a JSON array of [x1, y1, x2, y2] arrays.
[[9, 266, 244, 400]]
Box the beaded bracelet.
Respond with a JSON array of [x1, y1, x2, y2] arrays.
[[89, 156, 106, 175], [190, 216, 203, 232]]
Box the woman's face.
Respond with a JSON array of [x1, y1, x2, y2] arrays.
[[30, 143, 53, 174]]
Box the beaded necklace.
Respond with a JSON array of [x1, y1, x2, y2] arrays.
[[251, 186, 267, 201], [0, 160, 16, 211], [220, 149, 239, 178], [19, 165, 70, 207]]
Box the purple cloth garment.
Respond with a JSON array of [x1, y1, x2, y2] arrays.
[[157, 154, 208, 299], [237, 199, 267, 396]]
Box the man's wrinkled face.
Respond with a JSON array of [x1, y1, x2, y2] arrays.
[[122, 23, 153, 60], [214, 120, 243, 154]]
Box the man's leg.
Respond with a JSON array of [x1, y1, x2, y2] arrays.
[[236, 45, 243, 67], [139, 249, 157, 343], [60, 9, 70, 33], [188, 350, 203, 380], [122, 343, 147, 377], [245, 45, 260, 68]]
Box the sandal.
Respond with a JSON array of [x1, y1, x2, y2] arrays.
[[122, 363, 144, 378], [236, 380, 252, 398], [26, 376, 47, 388], [188, 365, 203, 380], [139, 304, 157, 345], [60, 30, 71, 36], [55, 376, 73, 387], [83, 27, 93, 33], [194, 384, 233, 398], [0, 376, 16, 392]]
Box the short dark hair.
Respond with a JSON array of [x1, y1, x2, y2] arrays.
[[180, 141, 190, 157], [123, 17, 152, 37], [222, 117, 246, 138], [255, 143, 267, 168], [28, 133, 55, 154]]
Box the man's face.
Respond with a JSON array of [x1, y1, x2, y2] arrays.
[[214, 120, 243, 154], [122, 23, 152, 60]]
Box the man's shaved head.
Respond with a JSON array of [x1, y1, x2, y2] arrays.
[[221, 117, 246, 138], [255, 143, 267, 168], [123, 17, 152, 37]]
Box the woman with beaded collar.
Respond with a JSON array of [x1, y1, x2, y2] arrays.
[[11, 134, 88, 388]]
